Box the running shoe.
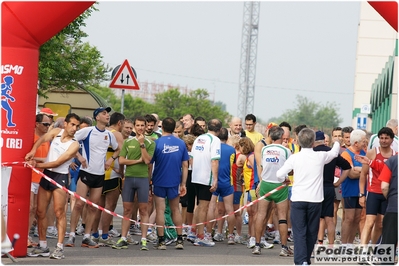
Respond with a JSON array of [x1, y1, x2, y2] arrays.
[[140, 239, 149, 251], [187, 231, 197, 243], [247, 236, 256, 249], [335, 231, 341, 240], [126, 233, 139, 245], [175, 239, 184, 250], [234, 234, 246, 244], [112, 238, 128, 249], [280, 246, 294, 257], [227, 234, 235, 245], [75, 225, 85, 236], [334, 231, 341, 244], [154, 241, 167, 250], [33, 226, 39, 237], [265, 231, 274, 240], [108, 228, 121, 238], [182, 225, 189, 236], [99, 236, 116, 247], [146, 231, 158, 243], [46, 228, 58, 239], [193, 237, 215, 247], [81, 237, 99, 248], [260, 237, 274, 249], [213, 233, 224, 242], [252, 245, 261, 255], [50, 246, 65, 259], [273, 234, 281, 244], [130, 224, 141, 235], [65, 236, 75, 247], [205, 232, 213, 240], [129, 224, 135, 232], [266, 226, 276, 237], [27, 245, 50, 257]]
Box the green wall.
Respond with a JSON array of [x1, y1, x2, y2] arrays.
[[369, 42, 397, 133]]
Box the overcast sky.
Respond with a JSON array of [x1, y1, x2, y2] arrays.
[[83, 1, 361, 126]]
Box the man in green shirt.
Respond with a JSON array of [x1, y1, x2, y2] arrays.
[[112, 116, 155, 251], [144, 114, 161, 140]]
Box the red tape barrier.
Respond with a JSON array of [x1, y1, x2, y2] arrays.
[[2, 161, 286, 229]]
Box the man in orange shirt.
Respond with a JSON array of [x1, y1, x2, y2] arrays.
[[338, 129, 367, 246], [28, 114, 51, 247]]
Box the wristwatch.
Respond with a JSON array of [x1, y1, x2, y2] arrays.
[[111, 155, 118, 160], [140, 143, 145, 149], [359, 193, 365, 197]]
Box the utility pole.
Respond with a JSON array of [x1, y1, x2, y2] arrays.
[[237, 2, 260, 121]]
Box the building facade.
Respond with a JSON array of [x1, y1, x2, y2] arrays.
[[352, 2, 397, 132]]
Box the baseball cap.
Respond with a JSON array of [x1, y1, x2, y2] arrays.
[[315, 130, 325, 141], [93, 106, 111, 119], [39, 107, 58, 117]]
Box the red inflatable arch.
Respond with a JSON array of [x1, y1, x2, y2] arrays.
[[368, 1, 398, 32], [1, 1, 94, 257], [0, 0, 396, 259]]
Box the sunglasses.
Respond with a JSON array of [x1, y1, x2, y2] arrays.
[[40, 122, 51, 127]]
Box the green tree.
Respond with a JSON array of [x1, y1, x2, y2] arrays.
[[88, 85, 119, 106], [153, 88, 183, 118], [123, 94, 154, 119], [214, 101, 226, 111], [38, 4, 110, 97], [271, 95, 342, 130], [87, 86, 231, 125], [87, 85, 152, 118], [154, 88, 231, 125], [37, 3, 232, 123]]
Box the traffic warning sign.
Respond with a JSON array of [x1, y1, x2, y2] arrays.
[[109, 59, 140, 90]]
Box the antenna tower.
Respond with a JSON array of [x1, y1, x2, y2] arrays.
[[237, 2, 260, 120]]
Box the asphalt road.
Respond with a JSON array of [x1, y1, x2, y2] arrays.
[[2, 197, 342, 265], [3, 236, 295, 265]]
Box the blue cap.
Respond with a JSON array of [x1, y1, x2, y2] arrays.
[[93, 106, 111, 119], [315, 130, 325, 141]]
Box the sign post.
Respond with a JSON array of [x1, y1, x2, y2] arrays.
[[109, 59, 140, 114], [357, 103, 371, 130], [121, 89, 125, 114]]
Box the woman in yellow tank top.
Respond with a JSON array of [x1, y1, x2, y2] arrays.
[[236, 137, 257, 247]]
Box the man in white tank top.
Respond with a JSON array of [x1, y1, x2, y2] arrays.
[[25, 113, 81, 260]]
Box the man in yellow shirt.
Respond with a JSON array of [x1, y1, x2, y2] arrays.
[[244, 114, 263, 145]]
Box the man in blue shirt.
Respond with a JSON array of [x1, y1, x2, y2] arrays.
[[205, 127, 236, 245], [150, 117, 189, 250]]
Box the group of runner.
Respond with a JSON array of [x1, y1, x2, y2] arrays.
[[24, 108, 398, 264]]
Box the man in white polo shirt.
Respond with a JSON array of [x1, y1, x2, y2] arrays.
[[190, 118, 222, 247], [276, 128, 340, 265]]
